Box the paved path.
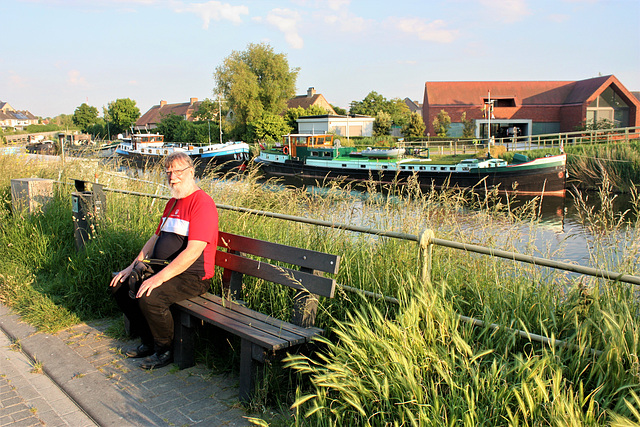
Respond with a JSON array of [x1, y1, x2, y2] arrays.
[[0, 304, 253, 426]]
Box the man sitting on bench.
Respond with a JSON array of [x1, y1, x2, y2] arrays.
[[109, 152, 218, 369]]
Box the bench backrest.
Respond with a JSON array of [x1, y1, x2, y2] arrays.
[[215, 231, 341, 327]]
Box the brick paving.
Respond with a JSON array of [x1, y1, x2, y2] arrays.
[[0, 304, 255, 426]]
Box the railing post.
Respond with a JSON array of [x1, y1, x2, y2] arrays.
[[418, 229, 435, 286]]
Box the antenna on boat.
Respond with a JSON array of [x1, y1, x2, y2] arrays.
[[218, 94, 224, 144]]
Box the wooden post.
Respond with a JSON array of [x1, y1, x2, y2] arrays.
[[418, 229, 434, 287]]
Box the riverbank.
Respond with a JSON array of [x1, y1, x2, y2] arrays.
[[0, 152, 639, 425]]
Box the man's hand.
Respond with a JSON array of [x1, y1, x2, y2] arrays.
[[136, 274, 165, 298], [110, 264, 134, 288], [133, 240, 207, 298]]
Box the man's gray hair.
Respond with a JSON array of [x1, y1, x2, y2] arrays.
[[164, 151, 194, 169]]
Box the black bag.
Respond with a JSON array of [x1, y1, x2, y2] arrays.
[[128, 260, 154, 298]]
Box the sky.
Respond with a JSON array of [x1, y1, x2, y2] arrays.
[[2, 0, 639, 118]]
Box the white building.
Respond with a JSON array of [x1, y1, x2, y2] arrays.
[[297, 114, 375, 137]]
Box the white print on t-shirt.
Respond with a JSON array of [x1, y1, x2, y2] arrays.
[[160, 217, 189, 236]]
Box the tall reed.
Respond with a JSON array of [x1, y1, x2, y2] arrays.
[[1, 152, 638, 424]]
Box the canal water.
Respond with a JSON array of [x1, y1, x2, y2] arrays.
[[116, 160, 640, 274], [297, 183, 640, 273]]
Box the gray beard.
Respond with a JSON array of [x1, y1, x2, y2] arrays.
[[170, 183, 193, 199]]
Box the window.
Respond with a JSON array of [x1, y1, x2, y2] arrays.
[[484, 98, 516, 107], [587, 87, 630, 127]]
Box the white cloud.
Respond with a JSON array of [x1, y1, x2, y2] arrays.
[[390, 18, 458, 43], [326, 0, 350, 11], [478, 0, 531, 23], [177, 1, 249, 29], [68, 70, 89, 87], [264, 8, 304, 49]]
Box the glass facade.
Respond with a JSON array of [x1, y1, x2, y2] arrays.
[[587, 87, 630, 127]]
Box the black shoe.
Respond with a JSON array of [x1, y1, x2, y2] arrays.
[[125, 344, 154, 358], [140, 350, 173, 370]]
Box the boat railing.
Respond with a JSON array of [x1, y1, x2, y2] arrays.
[[402, 125, 640, 155], [60, 179, 639, 355]]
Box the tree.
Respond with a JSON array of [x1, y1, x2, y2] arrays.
[[403, 112, 426, 138], [285, 105, 331, 131], [155, 113, 185, 143], [214, 43, 299, 140], [331, 104, 347, 115], [107, 98, 140, 135], [432, 110, 451, 137], [461, 112, 476, 138], [373, 111, 392, 136], [249, 113, 292, 143], [72, 103, 99, 132], [52, 114, 74, 128], [192, 98, 219, 122], [350, 91, 387, 116], [351, 92, 411, 129]]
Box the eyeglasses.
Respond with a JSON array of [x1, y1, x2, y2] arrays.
[[165, 166, 191, 177]]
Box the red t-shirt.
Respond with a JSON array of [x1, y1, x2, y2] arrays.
[[152, 189, 218, 280]]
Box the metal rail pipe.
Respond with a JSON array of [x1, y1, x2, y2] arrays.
[[79, 182, 639, 287]]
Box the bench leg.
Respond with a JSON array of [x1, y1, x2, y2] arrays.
[[239, 338, 254, 403], [173, 309, 195, 369]]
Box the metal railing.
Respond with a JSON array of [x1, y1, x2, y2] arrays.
[[71, 180, 631, 355], [401, 126, 640, 155]]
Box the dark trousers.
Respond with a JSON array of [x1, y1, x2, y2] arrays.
[[112, 274, 210, 352]]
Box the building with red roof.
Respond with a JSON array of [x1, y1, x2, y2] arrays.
[[287, 87, 336, 114], [422, 75, 639, 139], [134, 97, 203, 131]]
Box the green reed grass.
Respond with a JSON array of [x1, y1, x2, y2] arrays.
[[0, 152, 639, 424]]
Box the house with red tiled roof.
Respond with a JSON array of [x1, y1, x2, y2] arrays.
[[422, 75, 639, 139], [0, 101, 39, 130], [134, 98, 203, 131], [287, 87, 336, 115]]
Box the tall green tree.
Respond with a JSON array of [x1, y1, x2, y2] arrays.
[[72, 103, 99, 132], [214, 43, 298, 141], [106, 98, 140, 135], [350, 91, 387, 116], [432, 109, 451, 137], [373, 111, 392, 136], [403, 112, 426, 138], [351, 92, 411, 128], [461, 112, 476, 138], [249, 113, 292, 143], [192, 98, 219, 122]]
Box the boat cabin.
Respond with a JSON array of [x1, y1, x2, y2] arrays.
[[132, 133, 164, 149], [282, 133, 334, 157]]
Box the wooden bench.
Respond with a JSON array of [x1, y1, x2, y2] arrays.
[[173, 231, 340, 402]]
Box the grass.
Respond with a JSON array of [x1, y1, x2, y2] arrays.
[[503, 139, 640, 193], [0, 150, 639, 425]]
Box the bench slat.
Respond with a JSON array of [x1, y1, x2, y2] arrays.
[[216, 251, 336, 298], [190, 295, 310, 344], [219, 232, 340, 274], [176, 294, 320, 351], [176, 299, 291, 351], [199, 293, 323, 338]]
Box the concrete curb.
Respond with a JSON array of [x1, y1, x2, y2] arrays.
[[0, 304, 166, 426]]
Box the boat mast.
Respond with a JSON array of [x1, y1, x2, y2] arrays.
[[218, 95, 223, 144], [486, 90, 495, 147]]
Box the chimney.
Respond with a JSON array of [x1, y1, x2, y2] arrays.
[[307, 87, 316, 97], [159, 100, 167, 107], [190, 97, 198, 104]]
